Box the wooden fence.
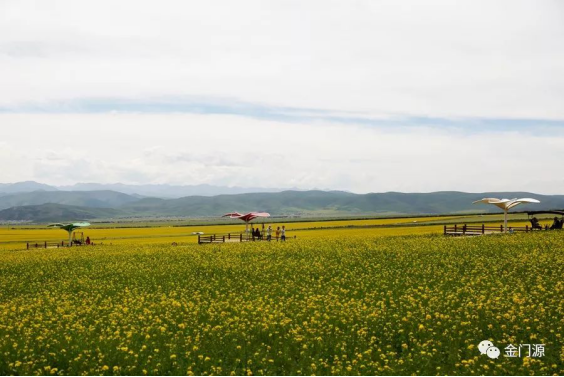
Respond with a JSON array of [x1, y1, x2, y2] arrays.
[[443, 224, 534, 236], [198, 233, 291, 244], [27, 241, 70, 249], [198, 233, 244, 244]]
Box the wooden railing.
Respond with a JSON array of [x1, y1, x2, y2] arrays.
[[198, 233, 291, 244], [27, 241, 69, 249], [198, 233, 244, 244], [25, 240, 92, 249], [444, 224, 532, 236]]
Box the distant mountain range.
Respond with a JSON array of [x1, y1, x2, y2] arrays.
[[0, 184, 563, 223], [0, 190, 138, 210], [0, 181, 288, 198], [0, 181, 59, 194], [0, 203, 122, 223]]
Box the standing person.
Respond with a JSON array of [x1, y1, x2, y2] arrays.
[[251, 226, 255, 240], [276, 227, 281, 241], [85, 236, 91, 245], [256, 227, 262, 241], [281, 225, 286, 241], [266, 225, 272, 241]]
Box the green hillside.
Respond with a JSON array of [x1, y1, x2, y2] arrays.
[[0, 204, 122, 223], [121, 190, 564, 217], [0, 190, 139, 210], [1, 190, 563, 222]]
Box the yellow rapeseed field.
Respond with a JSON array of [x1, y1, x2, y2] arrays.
[[0, 216, 462, 250], [0, 232, 562, 375], [2, 213, 548, 251]]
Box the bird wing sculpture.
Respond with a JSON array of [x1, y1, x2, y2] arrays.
[[48, 222, 91, 231], [505, 198, 540, 209], [223, 212, 271, 236], [473, 198, 540, 210], [48, 222, 91, 243], [473, 197, 540, 232], [223, 212, 270, 222]]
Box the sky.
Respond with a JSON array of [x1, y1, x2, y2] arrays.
[[1, 0, 564, 194]]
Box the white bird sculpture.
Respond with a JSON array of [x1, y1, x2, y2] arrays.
[[473, 198, 540, 233]]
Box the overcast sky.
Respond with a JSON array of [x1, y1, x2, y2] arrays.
[[1, 0, 563, 193]]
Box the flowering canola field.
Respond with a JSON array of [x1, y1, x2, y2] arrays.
[[0, 216, 463, 250], [0, 232, 562, 375]]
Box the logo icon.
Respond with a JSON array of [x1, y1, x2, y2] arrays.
[[479, 340, 500, 359], [486, 346, 500, 359]]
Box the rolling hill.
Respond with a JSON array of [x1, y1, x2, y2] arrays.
[[0, 204, 122, 223], [0, 181, 287, 198], [120, 190, 564, 217], [58, 182, 285, 198], [1, 190, 563, 222], [0, 181, 58, 196], [0, 190, 140, 210]]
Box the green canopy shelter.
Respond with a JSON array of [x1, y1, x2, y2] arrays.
[[48, 222, 91, 245]]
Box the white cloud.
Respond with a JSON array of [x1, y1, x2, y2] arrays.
[[0, 0, 563, 118], [2, 113, 564, 194], [1, 1, 563, 193]]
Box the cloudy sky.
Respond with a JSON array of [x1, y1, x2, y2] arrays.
[[1, 0, 563, 193]]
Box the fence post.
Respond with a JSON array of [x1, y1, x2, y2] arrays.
[[463, 224, 467, 234], [240, 234, 243, 242], [454, 224, 457, 233], [500, 225, 503, 233], [27, 242, 29, 250], [198, 234, 201, 244], [223, 235, 225, 243], [228, 233, 231, 240], [443, 225, 446, 235], [45, 241, 47, 248], [526, 225, 529, 232]]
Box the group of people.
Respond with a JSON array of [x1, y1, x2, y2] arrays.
[[72, 236, 94, 246], [530, 216, 563, 230], [250, 225, 286, 241]]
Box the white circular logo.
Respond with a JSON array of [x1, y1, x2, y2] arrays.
[[478, 340, 500, 359], [478, 340, 494, 355], [486, 346, 500, 359]]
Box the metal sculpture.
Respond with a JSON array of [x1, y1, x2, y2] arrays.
[[473, 198, 540, 232], [47, 222, 91, 245], [222, 212, 270, 235]]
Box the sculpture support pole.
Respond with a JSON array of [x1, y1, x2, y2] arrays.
[[504, 209, 508, 233], [68, 230, 73, 245]]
